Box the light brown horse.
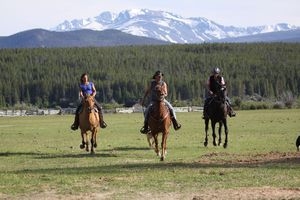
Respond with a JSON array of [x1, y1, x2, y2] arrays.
[[79, 95, 99, 154], [148, 85, 172, 161]]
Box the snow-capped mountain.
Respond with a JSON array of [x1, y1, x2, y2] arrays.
[[52, 9, 299, 43]]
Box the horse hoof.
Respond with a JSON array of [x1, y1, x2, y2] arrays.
[[204, 141, 208, 147], [93, 143, 97, 148], [223, 143, 228, 148], [160, 157, 164, 161], [213, 142, 217, 146], [80, 144, 85, 149]]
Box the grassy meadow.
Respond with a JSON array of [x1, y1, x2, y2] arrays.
[[0, 109, 299, 199]]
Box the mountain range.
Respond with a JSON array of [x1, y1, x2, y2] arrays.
[[52, 9, 300, 43], [0, 29, 168, 48], [0, 9, 299, 48]]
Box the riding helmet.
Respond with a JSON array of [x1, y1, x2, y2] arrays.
[[213, 67, 220, 74]]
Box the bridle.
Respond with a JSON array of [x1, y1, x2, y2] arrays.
[[84, 95, 95, 113]]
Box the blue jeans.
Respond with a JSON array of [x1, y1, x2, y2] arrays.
[[143, 99, 176, 124]]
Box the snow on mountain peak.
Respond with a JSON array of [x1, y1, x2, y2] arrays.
[[51, 8, 299, 43]]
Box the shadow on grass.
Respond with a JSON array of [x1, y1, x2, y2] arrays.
[[103, 146, 151, 151], [0, 145, 149, 159], [0, 152, 48, 157], [10, 153, 300, 175], [0, 151, 116, 158]]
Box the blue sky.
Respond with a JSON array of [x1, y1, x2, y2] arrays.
[[1, 0, 299, 36]]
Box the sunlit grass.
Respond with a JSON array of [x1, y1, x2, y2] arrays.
[[0, 110, 299, 198]]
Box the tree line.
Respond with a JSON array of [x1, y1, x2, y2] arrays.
[[0, 43, 299, 109]]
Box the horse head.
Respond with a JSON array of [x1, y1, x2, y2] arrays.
[[215, 87, 226, 103], [155, 85, 165, 102], [84, 95, 95, 113]]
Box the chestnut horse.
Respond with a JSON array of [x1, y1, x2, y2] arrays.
[[204, 87, 229, 148], [148, 85, 172, 161], [79, 95, 99, 154]]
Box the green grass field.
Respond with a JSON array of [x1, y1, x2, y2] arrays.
[[0, 110, 299, 199]]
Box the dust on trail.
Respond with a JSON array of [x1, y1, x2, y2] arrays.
[[199, 151, 300, 165]]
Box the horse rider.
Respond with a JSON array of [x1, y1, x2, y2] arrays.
[[140, 70, 181, 134], [203, 67, 236, 119], [71, 73, 107, 130]]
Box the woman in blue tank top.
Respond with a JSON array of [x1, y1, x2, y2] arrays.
[[71, 73, 107, 130]]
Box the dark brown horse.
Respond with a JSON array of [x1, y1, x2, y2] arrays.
[[79, 95, 99, 154], [204, 88, 229, 148], [148, 85, 172, 161]]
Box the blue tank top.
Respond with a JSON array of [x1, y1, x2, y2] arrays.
[[80, 82, 93, 96]]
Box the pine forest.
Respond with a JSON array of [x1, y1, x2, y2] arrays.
[[0, 43, 299, 109]]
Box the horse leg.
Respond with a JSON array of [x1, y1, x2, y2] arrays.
[[160, 132, 168, 161], [85, 133, 89, 152], [211, 121, 217, 146], [80, 131, 86, 149], [223, 120, 228, 148], [90, 131, 95, 155], [93, 129, 98, 148], [204, 118, 209, 147], [147, 133, 154, 148], [153, 134, 160, 157], [218, 122, 223, 146]]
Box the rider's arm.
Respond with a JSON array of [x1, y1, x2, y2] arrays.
[[141, 84, 151, 106], [91, 83, 96, 97], [79, 90, 84, 98], [220, 77, 227, 91], [79, 84, 84, 99], [206, 78, 213, 95], [162, 82, 168, 97]]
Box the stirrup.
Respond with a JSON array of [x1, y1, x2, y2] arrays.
[[71, 124, 78, 130], [140, 127, 149, 134], [229, 112, 236, 117], [174, 123, 181, 131], [100, 121, 107, 128]]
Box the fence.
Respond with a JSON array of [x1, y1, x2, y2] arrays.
[[0, 106, 203, 117]]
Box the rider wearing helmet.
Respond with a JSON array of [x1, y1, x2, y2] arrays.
[[203, 67, 236, 118]]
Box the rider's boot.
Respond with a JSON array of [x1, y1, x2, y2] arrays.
[[140, 121, 150, 134], [98, 112, 107, 128], [71, 114, 79, 130], [228, 106, 236, 117], [171, 117, 181, 130]]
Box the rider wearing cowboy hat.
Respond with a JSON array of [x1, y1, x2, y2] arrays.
[[140, 70, 181, 134]]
